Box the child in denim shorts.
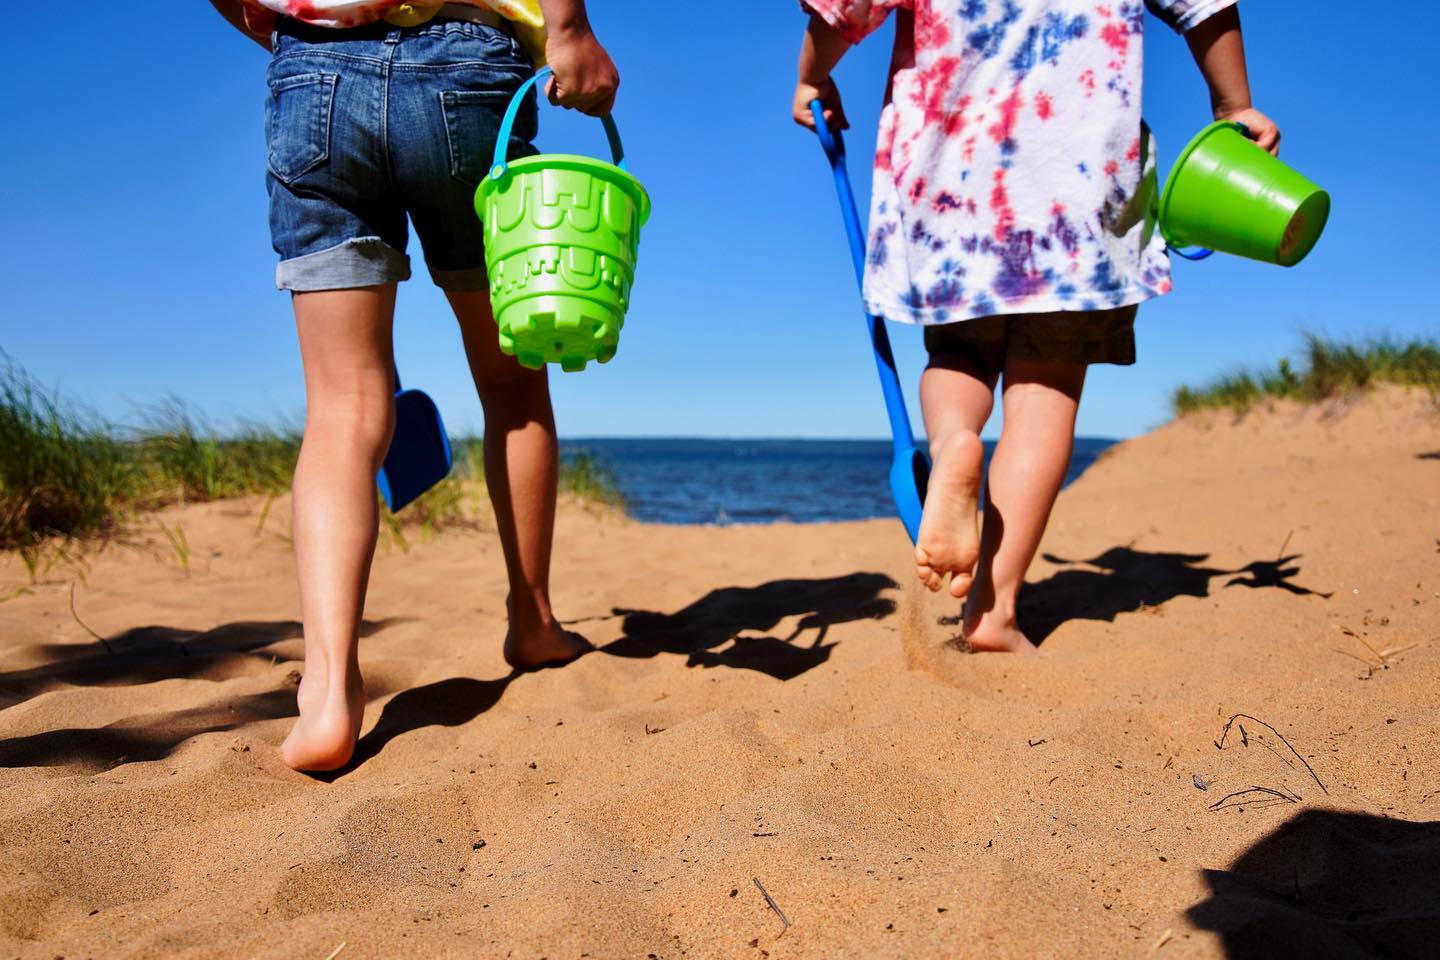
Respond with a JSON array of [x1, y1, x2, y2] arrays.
[[210, 0, 618, 770], [794, 1, 1280, 652]]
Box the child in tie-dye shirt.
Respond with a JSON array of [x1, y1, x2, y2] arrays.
[[794, 1, 1279, 651]]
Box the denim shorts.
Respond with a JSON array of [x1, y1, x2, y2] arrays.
[[264, 17, 538, 291]]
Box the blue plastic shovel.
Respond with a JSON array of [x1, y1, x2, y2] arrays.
[[377, 365, 453, 513], [810, 101, 929, 543]]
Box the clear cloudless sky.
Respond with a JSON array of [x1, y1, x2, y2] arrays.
[[1, 2, 1435, 440]]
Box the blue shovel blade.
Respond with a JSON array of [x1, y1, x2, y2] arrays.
[[377, 389, 454, 512], [890, 445, 930, 545]]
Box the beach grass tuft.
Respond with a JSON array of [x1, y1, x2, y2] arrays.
[[560, 451, 625, 507], [1, 355, 623, 550], [0, 355, 137, 549], [1173, 334, 1440, 416]]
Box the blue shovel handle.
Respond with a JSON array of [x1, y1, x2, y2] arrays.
[[489, 65, 628, 180], [810, 100, 928, 544]]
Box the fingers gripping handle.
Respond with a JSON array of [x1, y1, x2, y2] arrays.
[[490, 65, 628, 180]]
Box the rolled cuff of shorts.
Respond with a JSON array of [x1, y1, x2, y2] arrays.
[[275, 237, 411, 291], [428, 262, 490, 291]]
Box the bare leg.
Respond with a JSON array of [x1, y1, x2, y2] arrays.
[[915, 352, 999, 598], [446, 290, 589, 669], [282, 286, 396, 770], [964, 356, 1086, 653]]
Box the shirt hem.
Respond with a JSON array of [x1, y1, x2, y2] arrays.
[[864, 283, 1170, 327]]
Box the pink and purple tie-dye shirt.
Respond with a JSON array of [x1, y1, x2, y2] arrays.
[[805, 0, 1236, 325]]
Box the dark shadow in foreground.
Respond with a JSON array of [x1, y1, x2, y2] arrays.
[[1019, 547, 1331, 643], [1187, 809, 1440, 959], [603, 572, 898, 681]]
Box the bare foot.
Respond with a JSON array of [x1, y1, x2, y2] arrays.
[[915, 431, 984, 599], [281, 664, 365, 772], [962, 616, 1040, 655], [504, 619, 593, 672]]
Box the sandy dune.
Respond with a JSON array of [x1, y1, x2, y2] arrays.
[[2, 386, 1437, 959]]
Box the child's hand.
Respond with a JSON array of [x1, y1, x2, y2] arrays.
[[544, 25, 619, 116], [793, 78, 848, 132], [1217, 107, 1281, 156]]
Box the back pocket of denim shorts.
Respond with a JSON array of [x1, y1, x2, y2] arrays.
[[441, 88, 529, 188], [266, 73, 337, 184]]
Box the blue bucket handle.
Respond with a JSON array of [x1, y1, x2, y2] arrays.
[[489, 66, 628, 180]]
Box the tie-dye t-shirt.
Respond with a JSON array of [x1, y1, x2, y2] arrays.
[[804, 0, 1235, 325]]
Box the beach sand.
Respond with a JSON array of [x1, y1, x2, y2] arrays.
[[2, 385, 1437, 959]]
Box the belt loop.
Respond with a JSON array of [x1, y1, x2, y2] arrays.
[[384, 26, 403, 44]]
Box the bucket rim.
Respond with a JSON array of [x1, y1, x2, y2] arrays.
[[479, 152, 652, 224], [1158, 119, 1247, 247]]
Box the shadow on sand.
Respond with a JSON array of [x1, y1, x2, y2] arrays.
[[603, 572, 898, 680], [0, 618, 409, 709], [1187, 809, 1440, 958], [1019, 546, 1331, 643], [0, 688, 299, 772], [0, 574, 900, 775], [336, 572, 899, 773], [0, 618, 405, 771]]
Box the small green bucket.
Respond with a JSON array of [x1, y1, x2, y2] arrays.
[[1159, 120, 1330, 267], [475, 67, 651, 372]]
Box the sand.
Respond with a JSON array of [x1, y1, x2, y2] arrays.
[[2, 385, 1437, 959]]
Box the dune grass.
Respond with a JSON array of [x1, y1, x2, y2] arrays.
[[1172, 334, 1440, 417], [1, 355, 622, 552], [0, 359, 137, 549]]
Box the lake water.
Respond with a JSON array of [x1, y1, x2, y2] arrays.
[[562, 437, 1117, 525]]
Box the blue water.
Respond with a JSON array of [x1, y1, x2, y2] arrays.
[[563, 437, 1117, 525]]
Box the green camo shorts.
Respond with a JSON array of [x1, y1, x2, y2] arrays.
[[922, 305, 1139, 369]]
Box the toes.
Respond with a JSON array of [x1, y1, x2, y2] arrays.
[[949, 573, 973, 599]]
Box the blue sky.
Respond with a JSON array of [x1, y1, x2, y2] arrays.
[[1, 2, 1434, 440]]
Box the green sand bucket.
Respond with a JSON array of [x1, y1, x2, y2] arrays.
[[476, 67, 651, 372], [1159, 120, 1330, 267]]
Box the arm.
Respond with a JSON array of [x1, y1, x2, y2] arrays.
[[208, 0, 272, 51], [794, 11, 853, 130], [1183, 6, 1280, 154], [537, 0, 619, 116]]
